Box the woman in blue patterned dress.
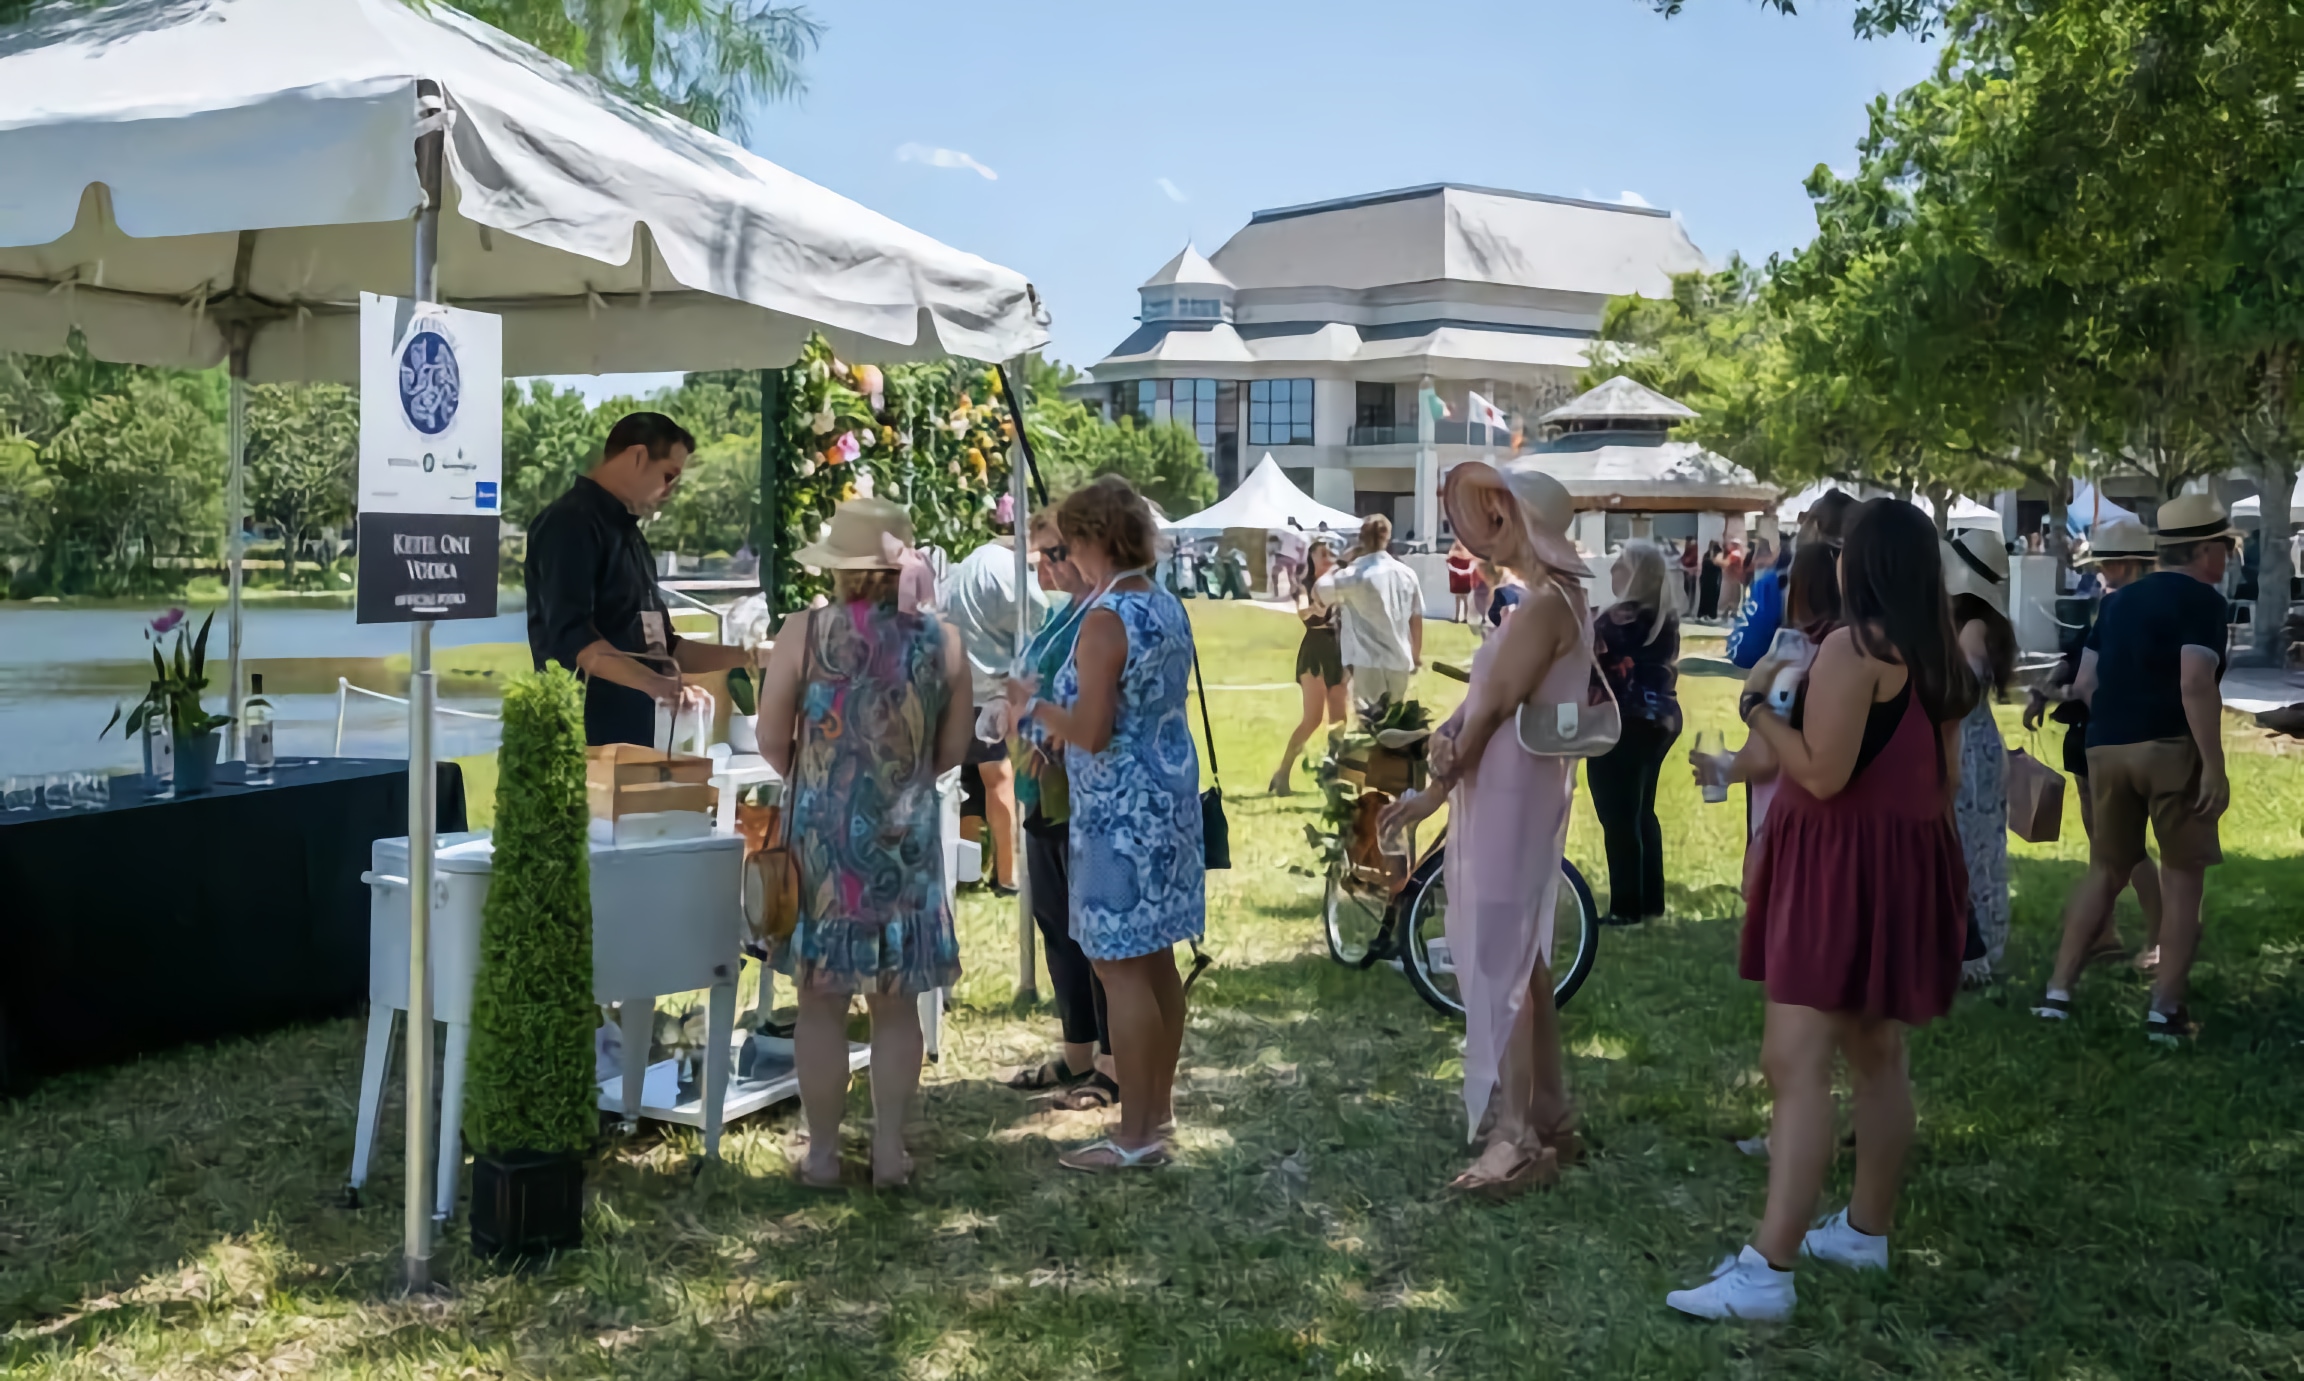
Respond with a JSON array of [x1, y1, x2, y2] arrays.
[[1011, 476, 1205, 1171], [758, 497, 974, 1189]]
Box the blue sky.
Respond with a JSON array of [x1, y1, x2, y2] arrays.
[[555, 0, 1936, 399]]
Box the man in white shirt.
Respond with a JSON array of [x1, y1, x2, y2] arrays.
[[940, 535, 1048, 892], [1315, 513, 1424, 705]]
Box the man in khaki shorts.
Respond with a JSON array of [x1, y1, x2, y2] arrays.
[[2035, 494, 2237, 1042]]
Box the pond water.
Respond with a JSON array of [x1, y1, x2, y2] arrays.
[[0, 598, 528, 775]]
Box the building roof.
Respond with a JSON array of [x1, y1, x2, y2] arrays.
[[1209, 183, 1707, 297], [1540, 375, 1698, 425], [1140, 243, 1234, 290], [1089, 320, 1594, 379], [1527, 432, 1775, 510]]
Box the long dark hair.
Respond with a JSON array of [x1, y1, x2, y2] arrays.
[[1786, 539, 1843, 630], [1950, 593, 2016, 701], [1839, 498, 1978, 724]]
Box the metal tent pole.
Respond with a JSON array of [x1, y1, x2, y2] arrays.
[[1005, 362, 1036, 1000], [403, 78, 447, 1296], [225, 360, 247, 759], [758, 367, 779, 614]]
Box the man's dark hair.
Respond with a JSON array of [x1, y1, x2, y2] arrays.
[[602, 412, 696, 463], [2158, 538, 2225, 570]]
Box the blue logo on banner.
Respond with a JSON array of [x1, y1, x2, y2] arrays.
[[475, 482, 498, 511], [398, 329, 461, 436]]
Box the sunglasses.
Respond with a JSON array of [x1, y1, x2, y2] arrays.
[[1035, 543, 1070, 564]]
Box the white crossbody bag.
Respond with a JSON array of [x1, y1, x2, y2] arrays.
[[1515, 580, 1622, 759]]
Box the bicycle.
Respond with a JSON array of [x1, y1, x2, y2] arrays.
[[1323, 820, 1598, 1018]]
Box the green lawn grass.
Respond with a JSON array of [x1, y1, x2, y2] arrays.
[[5, 602, 2302, 1377]]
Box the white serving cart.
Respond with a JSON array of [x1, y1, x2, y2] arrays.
[[349, 764, 975, 1219]]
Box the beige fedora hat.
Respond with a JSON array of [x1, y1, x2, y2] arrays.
[[793, 495, 914, 570], [1941, 528, 2011, 615], [2076, 513, 2155, 564], [2152, 492, 2241, 548], [1444, 459, 1588, 576]]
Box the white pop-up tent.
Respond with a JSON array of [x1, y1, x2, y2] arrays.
[[0, 0, 1046, 1289], [1168, 453, 1364, 535], [1774, 482, 2002, 533], [2233, 475, 2304, 525]]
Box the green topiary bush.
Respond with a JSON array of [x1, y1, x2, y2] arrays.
[[464, 663, 596, 1157]]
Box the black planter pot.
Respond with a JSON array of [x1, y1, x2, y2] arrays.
[[470, 1150, 585, 1258]]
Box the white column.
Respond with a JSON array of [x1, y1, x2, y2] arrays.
[[1414, 374, 1437, 550]]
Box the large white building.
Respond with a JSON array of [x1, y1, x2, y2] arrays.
[[1078, 182, 1708, 542]]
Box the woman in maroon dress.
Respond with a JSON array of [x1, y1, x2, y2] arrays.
[[1667, 498, 1976, 1321]]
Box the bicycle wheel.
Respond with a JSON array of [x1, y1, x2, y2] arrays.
[[1323, 862, 1389, 968], [1401, 850, 1601, 1015]]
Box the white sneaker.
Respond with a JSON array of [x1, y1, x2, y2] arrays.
[[1801, 1208, 1888, 1271], [1665, 1246, 1796, 1321]]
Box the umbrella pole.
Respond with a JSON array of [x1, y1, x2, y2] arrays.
[[225, 357, 247, 759], [403, 80, 447, 1296], [1004, 361, 1036, 1001]]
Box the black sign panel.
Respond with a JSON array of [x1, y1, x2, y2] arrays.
[[355, 512, 501, 623]]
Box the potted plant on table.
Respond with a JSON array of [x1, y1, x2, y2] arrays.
[[100, 609, 233, 793], [463, 664, 597, 1257]]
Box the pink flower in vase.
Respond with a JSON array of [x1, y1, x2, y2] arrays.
[[832, 430, 862, 465]]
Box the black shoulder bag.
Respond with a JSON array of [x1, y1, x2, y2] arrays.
[[1185, 638, 1225, 994]]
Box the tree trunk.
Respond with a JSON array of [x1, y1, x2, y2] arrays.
[[2245, 454, 2295, 669], [2046, 460, 2071, 585]]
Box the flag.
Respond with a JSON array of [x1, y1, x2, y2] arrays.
[[1468, 391, 1510, 434], [1423, 390, 1452, 421]]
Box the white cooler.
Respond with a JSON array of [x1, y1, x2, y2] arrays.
[[350, 829, 744, 1220]]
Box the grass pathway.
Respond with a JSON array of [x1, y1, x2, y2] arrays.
[[5, 603, 2302, 1377]]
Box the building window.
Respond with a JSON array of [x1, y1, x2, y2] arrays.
[[1129, 379, 1221, 454], [1249, 378, 1314, 446], [1355, 381, 1396, 431]]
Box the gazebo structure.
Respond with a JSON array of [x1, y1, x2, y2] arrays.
[[1525, 376, 1776, 560]]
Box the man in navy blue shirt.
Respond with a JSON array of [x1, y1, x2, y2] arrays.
[[2036, 494, 2236, 1043]]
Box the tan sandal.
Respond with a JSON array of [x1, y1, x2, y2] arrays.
[[1533, 1108, 1584, 1168], [1449, 1142, 1558, 1200]]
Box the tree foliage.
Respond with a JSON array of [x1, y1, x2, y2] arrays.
[[244, 384, 358, 586], [37, 378, 223, 594], [458, 0, 822, 139], [1021, 357, 1217, 518]]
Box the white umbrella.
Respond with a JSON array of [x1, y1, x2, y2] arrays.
[[0, 0, 1046, 1289]]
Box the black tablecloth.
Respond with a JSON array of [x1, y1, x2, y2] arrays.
[[0, 758, 467, 1094]]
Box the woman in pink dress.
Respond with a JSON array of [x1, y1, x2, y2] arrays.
[[1382, 460, 1594, 1197]]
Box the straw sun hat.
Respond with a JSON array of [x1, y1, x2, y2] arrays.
[[1941, 527, 2011, 615], [2076, 513, 2156, 565], [1443, 459, 1588, 576], [793, 495, 914, 570], [2151, 492, 2242, 549]]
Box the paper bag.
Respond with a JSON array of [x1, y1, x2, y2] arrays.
[[2005, 747, 2064, 843]]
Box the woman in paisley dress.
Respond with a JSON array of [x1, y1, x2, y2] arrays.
[[757, 497, 974, 1189], [1011, 476, 1205, 1172], [1943, 529, 2016, 983]]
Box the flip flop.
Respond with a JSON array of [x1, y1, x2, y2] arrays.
[[794, 1160, 844, 1191], [1450, 1143, 1558, 1201], [1005, 1058, 1089, 1092], [1048, 1072, 1121, 1110], [1057, 1137, 1170, 1173]]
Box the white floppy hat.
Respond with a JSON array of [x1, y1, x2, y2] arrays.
[[1443, 459, 1587, 576], [1941, 527, 2010, 615], [793, 496, 915, 570]]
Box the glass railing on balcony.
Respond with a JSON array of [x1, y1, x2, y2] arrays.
[[1346, 421, 1511, 447]]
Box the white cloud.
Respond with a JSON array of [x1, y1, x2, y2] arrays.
[[895, 142, 997, 181], [1615, 190, 1654, 208], [1155, 176, 1189, 204]]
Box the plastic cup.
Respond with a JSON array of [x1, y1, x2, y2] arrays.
[[1694, 729, 1729, 803]]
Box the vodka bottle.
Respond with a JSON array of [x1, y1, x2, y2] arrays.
[[143, 685, 174, 791], [243, 673, 276, 783]]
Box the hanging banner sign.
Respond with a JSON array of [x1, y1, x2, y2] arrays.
[[356, 292, 503, 623]]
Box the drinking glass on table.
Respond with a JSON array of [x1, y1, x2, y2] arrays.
[[73, 772, 111, 810], [2, 777, 33, 811], [1693, 730, 1730, 803], [41, 773, 72, 811]]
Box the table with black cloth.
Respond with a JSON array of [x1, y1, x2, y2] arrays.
[[0, 758, 466, 1094]]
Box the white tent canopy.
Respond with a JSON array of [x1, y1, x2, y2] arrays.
[[0, 0, 1048, 379], [1167, 454, 1364, 535], [2232, 475, 2304, 524], [1774, 482, 2002, 532]]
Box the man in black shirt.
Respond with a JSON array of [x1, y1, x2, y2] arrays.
[[2037, 494, 2236, 1042], [526, 412, 756, 746]]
